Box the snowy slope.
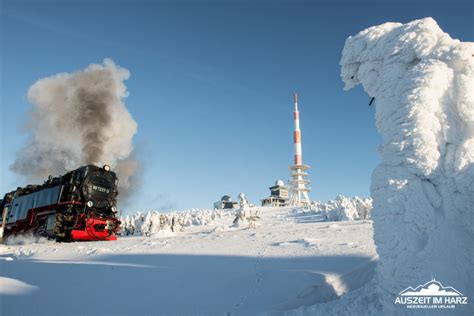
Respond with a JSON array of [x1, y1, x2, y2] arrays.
[[0, 207, 376, 316], [119, 196, 372, 237]]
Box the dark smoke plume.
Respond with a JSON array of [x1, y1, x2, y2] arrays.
[[11, 59, 138, 199]]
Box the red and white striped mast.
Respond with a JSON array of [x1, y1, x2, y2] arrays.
[[293, 93, 303, 165], [288, 93, 311, 206]]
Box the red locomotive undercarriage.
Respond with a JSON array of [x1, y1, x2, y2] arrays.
[[6, 201, 120, 241]]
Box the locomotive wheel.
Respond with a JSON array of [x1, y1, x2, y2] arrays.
[[35, 220, 49, 238], [54, 211, 74, 242], [55, 230, 72, 242]]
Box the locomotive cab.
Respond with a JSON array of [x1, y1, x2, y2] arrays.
[[0, 200, 8, 242]]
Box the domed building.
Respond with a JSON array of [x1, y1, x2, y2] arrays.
[[213, 195, 238, 209], [261, 180, 289, 207]]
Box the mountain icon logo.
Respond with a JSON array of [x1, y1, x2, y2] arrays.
[[399, 279, 463, 296], [395, 278, 468, 309]]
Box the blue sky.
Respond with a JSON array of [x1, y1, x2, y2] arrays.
[[1, 0, 472, 212]]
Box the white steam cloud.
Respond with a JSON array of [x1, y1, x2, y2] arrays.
[[11, 59, 138, 198]]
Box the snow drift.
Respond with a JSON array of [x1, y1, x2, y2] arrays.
[[339, 17, 473, 314]]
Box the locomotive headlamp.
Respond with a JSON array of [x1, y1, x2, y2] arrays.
[[103, 165, 110, 172], [111, 206, 117, 213], [87, 201, 94, 208]]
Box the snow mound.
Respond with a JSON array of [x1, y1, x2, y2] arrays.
[[336, 17, 473, 315], [0, 277, 39, 295], [120, 209, 231, 236], [293, 196, 372, 221]]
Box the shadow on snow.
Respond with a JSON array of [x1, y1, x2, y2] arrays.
[[0, 253, 376, 315]]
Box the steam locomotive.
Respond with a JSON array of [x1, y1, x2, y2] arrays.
[[0, 165, 120, 242]]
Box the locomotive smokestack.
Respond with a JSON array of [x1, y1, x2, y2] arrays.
[[11, 59, 138, 199]]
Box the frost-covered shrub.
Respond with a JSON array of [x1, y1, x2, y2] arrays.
[[318, 196, 372, 221], [119, 209, 231, 237], [297, 196, 373, 221]]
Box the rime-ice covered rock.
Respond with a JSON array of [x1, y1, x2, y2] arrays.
[[339, 17, 474, 315]]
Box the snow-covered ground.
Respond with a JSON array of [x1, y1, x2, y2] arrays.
[[0, 206, 376, 315]]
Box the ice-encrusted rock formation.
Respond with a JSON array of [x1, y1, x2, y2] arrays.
[[340, 17, 473, 314]]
